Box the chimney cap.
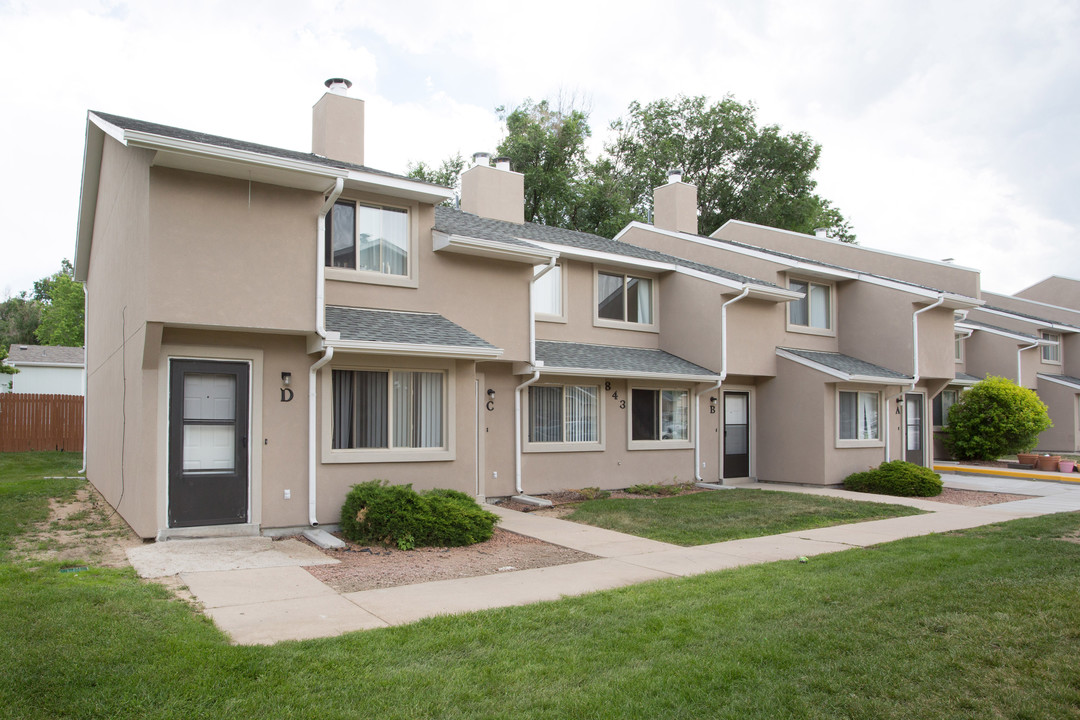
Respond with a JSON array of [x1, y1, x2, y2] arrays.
[[814, 228, 829, 238], [324, 78, 353, 94], [667, 167, 684, 184], [471, 151, 492, 166], [493, 155, 511, 171]]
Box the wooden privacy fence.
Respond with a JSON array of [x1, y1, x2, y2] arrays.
[[0, 394, 84, 452]]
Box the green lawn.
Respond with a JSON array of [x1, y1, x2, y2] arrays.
[[3, 453, 1080, 719], [564, 488, 924, 545], [0, 451, 83, 560]]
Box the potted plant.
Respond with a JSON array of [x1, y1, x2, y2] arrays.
[[1036, 454, 1062, 472], [1017, 452, 1038, 466], [1060, 459, 1076, 473]]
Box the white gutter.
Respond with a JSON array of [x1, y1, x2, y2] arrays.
[[1017, 341, 1039, 386], [696, 287, 751, 481], [80, 283, 88, 474], [308, 179, 345, 527], [514, 257, 557, 497]]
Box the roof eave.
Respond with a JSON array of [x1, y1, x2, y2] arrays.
[[433, 231, 558, 265], [527, 365, 722, 383], [319, 338, 503, 360]]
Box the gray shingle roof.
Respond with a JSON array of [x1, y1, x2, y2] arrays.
[[5, 345, 84, 365], [955, 372, 982, 384], [1038, 374, 1080, 389], [535, 341, 719, 377], [779, 348, 911, 380], [91, 111, 442, 187], [981, 305, 1080, 332], [325, 306, 497, 350], [960, 318, 1041, 341], [434, 207, 774, 287]]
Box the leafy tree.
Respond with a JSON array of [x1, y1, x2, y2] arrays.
[[606, 95, 855, 241], [34, 259, 85, 347], [0, 344, 17, 377], [943, 376, 1052, 460], [406, 153, 465, 207], [0, 292, 41, 350]]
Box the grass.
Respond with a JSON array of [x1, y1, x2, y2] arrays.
[[564, 488, 924, 545], [3, 452, 1080, 718], [0, 451, 82, 560]]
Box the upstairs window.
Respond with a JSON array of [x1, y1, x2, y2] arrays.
[[1042, 332, 1061, 363], [955, 334, 964, 362], [788, 279, 832, 331], [533, 264, 563, 318], [325, 201, 409, 276], [597, 272, 653, 325]]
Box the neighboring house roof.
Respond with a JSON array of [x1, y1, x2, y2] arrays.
[[534, 340, 720, 381], [325, 306, 501, 359], [777, 348, 912, 384], [433, 208, 787, 294], [1037, 374, 1080, 390], [954, 372, 982, 385], [617, 221, 982, 307], [5, 345, 85, 367]]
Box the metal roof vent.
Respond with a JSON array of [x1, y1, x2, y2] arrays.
[[667, 167, 683, 184], [324, 78, 353, 95], [471, 151, 492, 167], [494, 156, 511, 171], [814, 228, 829, 239]]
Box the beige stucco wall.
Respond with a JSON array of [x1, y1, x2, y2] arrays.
[[85, 137, 159, 536], [1035, 378, 1079, 452], [148, 168, 318, 332], [964, 332, 1039, 388], [1015, 276, 1080, 310], [712, 222, 981, 298]]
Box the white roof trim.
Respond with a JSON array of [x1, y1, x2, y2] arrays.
[[955, 321, 1054, 345], [976, 306, 1080, 333], [433, 231, 558, 265], [776, 348, 911, 385], [524, 239, 676, 274], [1036, 374, 1080, 390], [523, 364, 722, 383], [5, 361, 85, 369], [319, 338, 503, 360]]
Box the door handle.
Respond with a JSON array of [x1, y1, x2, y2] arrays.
[[241, 435, 248, 449]]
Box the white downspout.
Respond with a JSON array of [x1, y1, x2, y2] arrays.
[[696, 286, 750, 482], [515, 257, 556, 496], [1017, 341, 1039, 386], [80, 283, 88, 474], [308, 178, 345, 526], [887, 295, 946, 463]]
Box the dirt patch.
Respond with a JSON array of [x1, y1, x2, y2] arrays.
[[303, 528, 596, 593], [922, 488, 1035, 506], [14, 484, 144, 569]]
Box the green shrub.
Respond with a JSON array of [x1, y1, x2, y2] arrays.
[[577, 487, 610, 500], [943, 376, 1052, 460], [843, 461, 943, 497], [339, 480, 498, 548], [626, 483, 679, 496]]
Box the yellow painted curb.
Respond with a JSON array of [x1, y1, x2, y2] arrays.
[[933, 464, 1080, 484]]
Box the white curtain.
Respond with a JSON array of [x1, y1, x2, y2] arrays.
[[532, 265, 561, 316], [858, 392, 879, 440], [564, 386, 598, 442], [632, 277, 653, 324], [393, 371, 442, 448], [810, 283, 830, 329], [529, 386, 563, 442]]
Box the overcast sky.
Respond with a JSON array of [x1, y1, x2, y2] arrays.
[[1, 0, 1077, 299]]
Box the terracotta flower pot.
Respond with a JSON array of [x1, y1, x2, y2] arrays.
[[1016, 453, 1038, 466], [1059, 460, 1076, 473], [1036, 455, 1062, 472]]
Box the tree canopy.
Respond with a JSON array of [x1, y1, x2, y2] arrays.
[[411, 94, 854, 242], [406, 153, 465, 207], [0, 259, 84, 352]]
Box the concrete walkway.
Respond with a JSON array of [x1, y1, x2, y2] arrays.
[[126, 474, 1080, 645]]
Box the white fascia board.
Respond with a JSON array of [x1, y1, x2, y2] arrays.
[[75, 117, 108, 282], [744, 284, 804, 302], [345, 169, 455, 204], [8, 362, 85, 369], [529, 365, 722, 383], [323, 339, 503, 360], [716, 219, 980, 273], [776, 348, 911, 385], [433, 231, 558, 265], [952, 376, 980, 387], [977, 306, 1079, 333], [669, 265, 746, 291], [524, 239, 675, 274], [1037, 374, 1080, 390], [955, 322, 1049, 344]]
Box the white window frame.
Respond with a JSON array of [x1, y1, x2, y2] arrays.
[[593, 268, 659, 333], [533, 262, 567, 323], [627, 385, 693, 450], [1041, 331, 1061, 364], [325, 196, 420, 289], [786, 276, 836, 336], [321, 358, 454, 463], [835, 387, 884, 448], [523, 382, 605, 453], [954, 334, 965, 363], [933, 388, 960, 429]]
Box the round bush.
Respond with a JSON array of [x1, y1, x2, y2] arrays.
[[843, 461, 943, 497], [340, 480, 498, 548], [943, 376, 1051, 460]]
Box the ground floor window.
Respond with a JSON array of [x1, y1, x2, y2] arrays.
[[932, 388, 959, 427], [529, 384, 599, 443], [631, 388, 689, 441], [838, 390, 880, 441], [332, 369, 444, 449]]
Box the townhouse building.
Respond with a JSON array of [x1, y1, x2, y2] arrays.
[[74, 81, 989, 540]]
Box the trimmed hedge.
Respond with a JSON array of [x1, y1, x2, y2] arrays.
[[843, 461, 943, 497], [943, 375, 1052, 460], [339, 480, 498, 548]]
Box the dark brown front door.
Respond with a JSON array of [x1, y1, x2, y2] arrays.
[[168, 359, 250, 527], [905, 393, 924, 466], [723, 392, 750, 479]]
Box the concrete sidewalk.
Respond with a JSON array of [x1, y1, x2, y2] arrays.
[[127, 474, 1080, 645]]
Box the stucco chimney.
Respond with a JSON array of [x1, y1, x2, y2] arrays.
[[460, 152, 525, 224], [653, 169, 698, 234], [312, 78, 364, 165]]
